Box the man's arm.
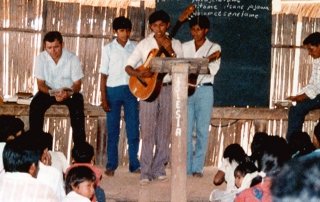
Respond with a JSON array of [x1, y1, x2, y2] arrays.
[[125, 65, 153, 77], [100, 74, 110, 112], [37, 78, 51, 94], [71, 79, 81, 93], [286, 93, 308, 102]]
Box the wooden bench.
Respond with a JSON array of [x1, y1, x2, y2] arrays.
[[1, 103, 320, 167]]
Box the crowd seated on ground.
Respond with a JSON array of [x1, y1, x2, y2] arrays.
[[210, 123, 320, 202], [2, 116, 320, 202], [0, 118, 106, 202]]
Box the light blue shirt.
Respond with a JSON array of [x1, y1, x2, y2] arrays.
[[34, 49, 84, 90], [99, 38, 138, 87]]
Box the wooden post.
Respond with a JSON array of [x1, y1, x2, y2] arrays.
[[171, 63, 188, 202], [151, 57, 209, 202]]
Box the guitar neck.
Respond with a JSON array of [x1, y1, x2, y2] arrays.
[[168, 21, 183, 40]]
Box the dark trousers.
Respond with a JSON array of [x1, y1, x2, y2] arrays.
[[29, 91, 86, 144], [287, 94, 320, 141]]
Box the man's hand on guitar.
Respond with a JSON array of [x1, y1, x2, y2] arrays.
[[208, 51, 221, 63], [138, 68, 153, 78], [162, 37, 175, 56]]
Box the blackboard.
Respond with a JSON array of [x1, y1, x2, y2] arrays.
[[156, 0, 272, 107]]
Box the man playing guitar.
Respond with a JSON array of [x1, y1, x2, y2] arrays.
[[125, 10, 183, 185]]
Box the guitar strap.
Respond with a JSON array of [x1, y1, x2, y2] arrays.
[[197, 43, 214, 85]]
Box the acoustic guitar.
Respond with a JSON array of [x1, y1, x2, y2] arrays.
[[129, 5, 195, 102], [188, 50, 221, 96]]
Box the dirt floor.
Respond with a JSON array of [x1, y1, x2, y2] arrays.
[[99, 165, 226, 202]]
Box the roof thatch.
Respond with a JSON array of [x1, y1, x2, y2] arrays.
[[273, 3, 320, 18], [52, 0, 155, 8]]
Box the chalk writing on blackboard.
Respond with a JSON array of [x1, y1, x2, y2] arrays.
[[157, 0, 270, 19]]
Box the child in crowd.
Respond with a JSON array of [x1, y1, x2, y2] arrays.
[[213, 143, 248, 190], [63, 166, 96, 202], [234, 161, 258, 192], [66, 141, 105, 202], [210, 144, 248, 201]]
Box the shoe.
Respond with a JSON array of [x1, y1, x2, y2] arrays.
[[192, 172, 203, 178], [104, 169, 115, 177], [157, 175, 168, 182], [139, 179, 150, 185], [132, 168, 141, 174]]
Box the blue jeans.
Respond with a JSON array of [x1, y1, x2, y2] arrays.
[[287, 94, 320, 141], [187, 86, 214, 174], [105, 85, 140, 172]]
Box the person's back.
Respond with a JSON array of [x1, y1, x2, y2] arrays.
[[271, 155, 320, 202], [0, 134, 58, 202], [288, 131, 315, 158]]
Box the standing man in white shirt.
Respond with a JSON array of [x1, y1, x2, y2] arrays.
[[183, 15, 221, 177], [286, 32, 320, 141], [99, 16, 141, 176], [29, 31, 86, 145]]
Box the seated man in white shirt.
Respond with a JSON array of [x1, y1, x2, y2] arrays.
[[24, 130, 66, 201], [286, 32, 320, 141], [0, 133, 58, 202]]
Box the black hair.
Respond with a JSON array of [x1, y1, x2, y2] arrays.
[[271, 155, 320, 202], [234, 161, 258, 178], [189, 15, 210, 29], [72, 141, 94, 163], [65, 166, 96, 194], [303, 32, 320, 46], [43, 31, 63, 44], [3, 134, 42, 172], [149, 10, 170, 24], [0, 115, 24, 142], [223, 143, 247, 164], [250, 132, 268, 170], [314, 120, 320, 142], [250, 135, 290, 187], [288, 131, 315, 158], [23, 130, 53, 151], [112, 16, 132, 31]]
